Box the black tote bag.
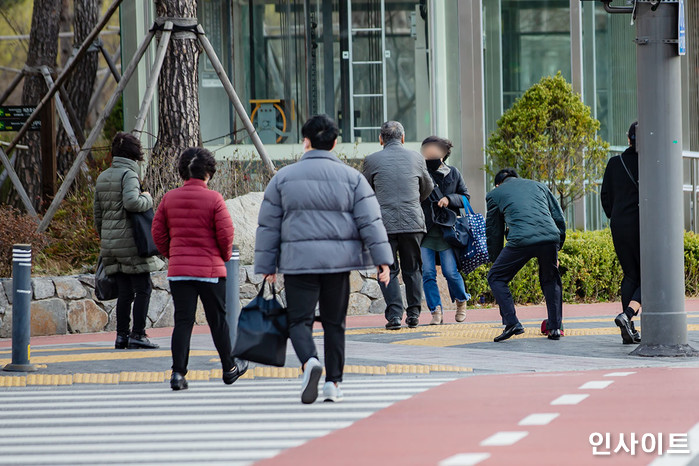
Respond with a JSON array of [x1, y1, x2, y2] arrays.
[[120, 172, 159, 258], [95, 256, 118, 301], [233, 282, 288, 367], [129, 208, 159, 257]]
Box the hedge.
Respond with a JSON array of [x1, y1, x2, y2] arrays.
[[463, 230, 699, 304]]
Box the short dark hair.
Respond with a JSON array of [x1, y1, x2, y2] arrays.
[[178, 147, 217, 181], [628, 121, 638, 148], [494, 168, 519, 186], [111, 132, 143, 161], [421, 136, 454, 161], [380, 121, 405, 144], [302, 114, 339, 151]]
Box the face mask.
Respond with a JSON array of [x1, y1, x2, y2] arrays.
[[426, 159, 442, 171]]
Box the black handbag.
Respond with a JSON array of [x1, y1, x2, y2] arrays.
[[129, 208, 159, 257], [95, 256, 118, 301], [233, 282, 288, 367], [120, 172, 159, 258]]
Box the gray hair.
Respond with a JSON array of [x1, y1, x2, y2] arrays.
[[380, 121, 405, 144]]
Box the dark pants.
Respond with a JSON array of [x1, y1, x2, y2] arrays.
[[285, 273, 350, 383], [114, 272, 152, 337], [170, 279, 234, 376], [487, 243, 562, 330], [380, 233, 424, 322], [611, 223, 642, 310]]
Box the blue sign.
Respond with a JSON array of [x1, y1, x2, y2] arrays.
[[679, 0, 686, 56]]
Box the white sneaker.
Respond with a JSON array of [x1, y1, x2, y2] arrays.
[[300, 357, 323, 404], [323, 381, 344, 402]]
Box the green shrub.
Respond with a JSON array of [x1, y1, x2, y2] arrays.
[[464, 229, 699, 304]]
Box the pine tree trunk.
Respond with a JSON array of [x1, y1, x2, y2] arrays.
[[147, 0, 201, 202], [11, 0, 62, 211], [56, 0, 102, 176]]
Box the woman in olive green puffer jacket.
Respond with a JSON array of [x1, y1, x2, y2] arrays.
[[94, 133, 162, 350]]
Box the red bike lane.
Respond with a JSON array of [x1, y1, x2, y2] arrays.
[[261, 367, 699, 466]]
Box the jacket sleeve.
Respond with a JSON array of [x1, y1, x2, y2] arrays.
[[546, 187, 567, 249], [600, 160, 613, 219], [352, 174, 394, 267], [213, 194, 235, 262], [418, 158, 434, 202], [446, 169, 470, 208], [122, 171, 153, 213], [485, 194, 505, 262], [93, 193, 102, 238], [254, 176, 283, 275], [151, 195, 170, 258], [361, 158, 374, 189]]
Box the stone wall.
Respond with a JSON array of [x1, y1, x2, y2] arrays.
[[0, 267, 403, 338]]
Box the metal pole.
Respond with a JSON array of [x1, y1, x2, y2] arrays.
[[196, 26, 276, 176], [225, 245, 241, 350], [631, 1, 697, 357], [37, 29, 156, 233], [3, 244, 37, 372]]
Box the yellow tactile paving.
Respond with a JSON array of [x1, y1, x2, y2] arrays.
[[0, 363, 473, 387], [25, 374, 73, 385], [0, 349, 218, 367], [0, 346, 110, 355], [73, 373, 119, 384]]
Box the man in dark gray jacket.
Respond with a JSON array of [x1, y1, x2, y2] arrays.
[[363, 121, 433, 330], [486, 168, 566, 343], [255, 115, 392, 404]]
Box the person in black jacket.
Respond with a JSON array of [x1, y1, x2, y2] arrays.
[[600, 122, 642, 345], [420, 136, 471, 325]]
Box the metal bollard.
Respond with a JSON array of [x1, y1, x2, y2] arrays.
[[225, 245, 241, 351], [3, 244, 37, 372]]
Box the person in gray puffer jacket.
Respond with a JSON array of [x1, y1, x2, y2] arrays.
[[362, 121, 434, 330], [255, 115, 392, 404]]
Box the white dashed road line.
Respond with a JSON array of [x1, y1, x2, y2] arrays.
[[649, 422, 699, 466], [604, 371, 636, 377], [518, 413, 560, 426], [480, 431, 529, 447], [579, 380, 614, 390], [551, 394, 589, 405], [439, 453, 491, 466]]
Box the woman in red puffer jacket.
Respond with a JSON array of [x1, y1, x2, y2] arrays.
[[152, 147, 248, 390]]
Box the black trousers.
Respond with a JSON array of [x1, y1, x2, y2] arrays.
[[170, 279, 234, 376], [114, 272, 152, 337], [611, 223, 642, 310], [380, 233, 424, 322], [285, 273, 350, 383], [487, 243, 562, 330]]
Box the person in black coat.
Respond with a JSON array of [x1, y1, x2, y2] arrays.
[[420, 136, 471, 325], [601, 121, 642, 345]]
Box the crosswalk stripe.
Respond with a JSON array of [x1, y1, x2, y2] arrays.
[[0, 402, 393, 417], [0, 386, 437, 402], [0, 394, 412, 409], [0, 378, 451, 396], [0, 376, 452, 465], [0, 430, 333, 445]]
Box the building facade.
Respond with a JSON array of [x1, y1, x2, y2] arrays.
[[120, 0, 699, 230]]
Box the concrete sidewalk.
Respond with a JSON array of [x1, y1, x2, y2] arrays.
[[1, 300, 699, 386]]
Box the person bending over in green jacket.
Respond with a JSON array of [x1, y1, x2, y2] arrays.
[[485, 168, 566, 342]]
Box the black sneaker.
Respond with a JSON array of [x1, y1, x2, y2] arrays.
[[494, 322, 525, 342], [615, 313, 635, 344], [128, 333, 160, 349], [223, 358, 249, 385], [115, 333, 128, 349], [406, 317, 419, 328], [385, 319, 402, 330], [170, 372, 188, 391]]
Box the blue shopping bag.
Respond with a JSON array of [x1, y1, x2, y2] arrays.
[[458, 196, 490, 274]]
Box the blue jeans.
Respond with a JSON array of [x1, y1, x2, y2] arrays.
[[421, 247, 470, 312]]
